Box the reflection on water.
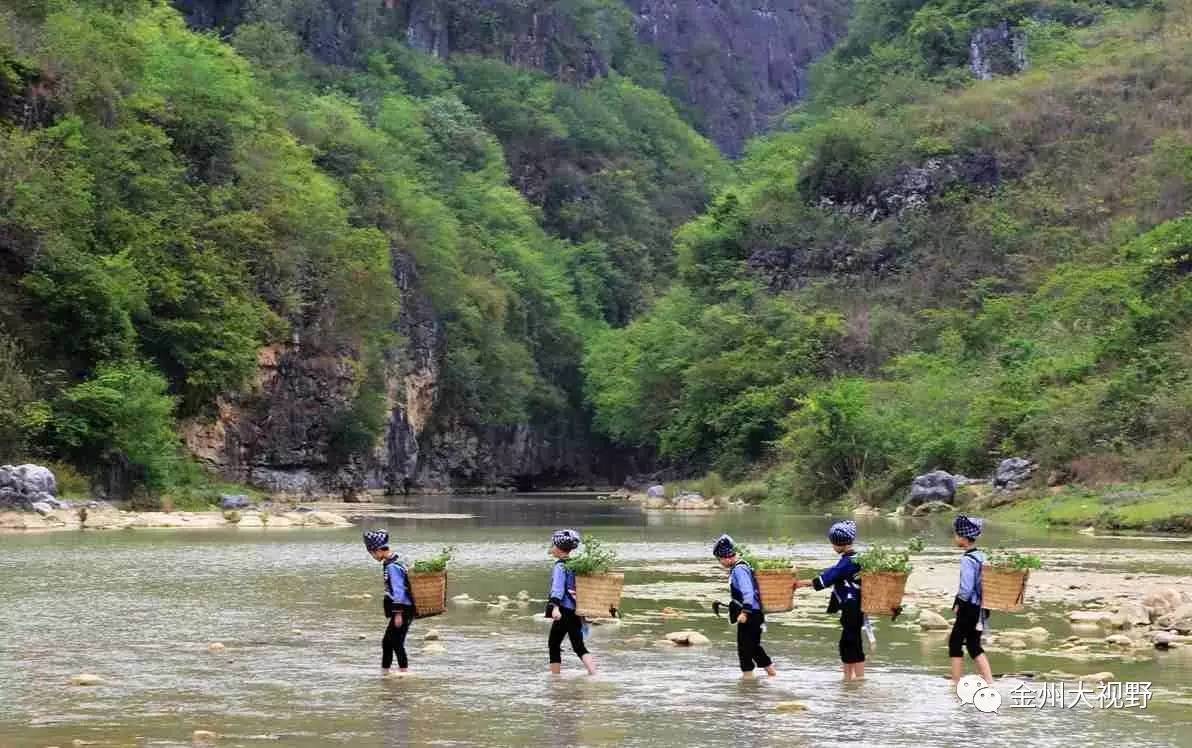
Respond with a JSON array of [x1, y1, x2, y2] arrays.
[[1, 495, 1190, 747]]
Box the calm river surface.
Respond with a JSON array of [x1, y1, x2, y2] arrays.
[[2, 495, 1191, 747]]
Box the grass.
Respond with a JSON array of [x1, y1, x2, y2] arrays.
[[992, 480, 1192, 532], [160, 480, 269, 512]]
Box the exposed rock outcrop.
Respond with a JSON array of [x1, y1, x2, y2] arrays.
[[626, 0, 850, 155], [0, 464, 58, 511], [970, 22, 1028, 81]]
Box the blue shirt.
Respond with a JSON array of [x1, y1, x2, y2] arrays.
[[549, 560, 577, 611], [730, 562, 761, 613], [384, 558, 413, 606], [956, 549, 986, 606], [812, 550, 861, 608]]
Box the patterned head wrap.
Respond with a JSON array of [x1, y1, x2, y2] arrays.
[[828, 520, 858, 545], [712, 534, 736, 558], [954, 514, 984, 540], [552, 529, 581, 551], [363, 529, 389, 552]]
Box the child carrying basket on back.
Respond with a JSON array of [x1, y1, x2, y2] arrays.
[[795, 520, 868, 681], [546, 529, 598, 676]]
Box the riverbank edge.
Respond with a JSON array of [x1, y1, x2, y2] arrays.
[[0, 503, 361, 532]]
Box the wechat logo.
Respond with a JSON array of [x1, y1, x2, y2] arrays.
[[957, 675, 1002, 714]]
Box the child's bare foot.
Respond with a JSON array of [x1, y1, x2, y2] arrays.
[[581, 654, 598, 675], [765, 666, 777, 677]]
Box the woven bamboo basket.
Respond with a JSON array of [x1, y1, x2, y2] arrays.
[[982, 568, 1029, 612], [755, 569, 797, 613], [409, 571, 447, 619], [860, 571, 908, 616], [574, 572, 625, 618]]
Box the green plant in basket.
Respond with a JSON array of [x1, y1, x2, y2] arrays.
[[564, 536, 618, 575], [986, 549, 1042, 571], [857, 537, 925, 574], [412, 545, 455, 573], [738, 539, 795, 571]]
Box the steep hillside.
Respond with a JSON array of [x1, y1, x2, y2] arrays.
[[585, 0, 1192, 508], [0, 0, 721, 497], [175, 0, 851, 154]]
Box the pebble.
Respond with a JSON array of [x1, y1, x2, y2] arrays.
[[292, 629, 304, 636], [775, 701, 808, 713], [357, 634, 368, 641], [69, 673, 103, 686], [424, 629, 441, 642], [207, 642, 226, 654], [193, 730, 218, 744], [1105, 634, 1133, 647]]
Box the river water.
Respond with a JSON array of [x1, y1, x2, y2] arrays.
[[2, 495, 1190, 747]]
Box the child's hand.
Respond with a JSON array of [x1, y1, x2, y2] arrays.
[[736, 612, 748, 624], [552, 608, 562, 621]]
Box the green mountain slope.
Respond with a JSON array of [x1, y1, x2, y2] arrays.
[[585, 0, 1192, 509]]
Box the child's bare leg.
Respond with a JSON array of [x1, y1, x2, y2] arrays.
[[974, 654, 993, 684], [581, 653, 597, 675], [841, 663, 851, 681], [852, 662, 865, 680], [950, 657, 965, 684]]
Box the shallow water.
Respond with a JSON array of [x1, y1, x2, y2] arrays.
[[2, 495, 1191, 747]]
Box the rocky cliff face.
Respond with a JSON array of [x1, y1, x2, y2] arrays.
[[182, 252, 636, 495], [177, 0, 850, 153], [625, 0, 850, 155], [170, 0, 848, 492]]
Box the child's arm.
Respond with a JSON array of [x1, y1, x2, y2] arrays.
[[732, 566, 761, 615], [809, 557, 849, 591], [387, 565, 410, 623], [546, 563, 566, 619], [954, 555, 979, 610]]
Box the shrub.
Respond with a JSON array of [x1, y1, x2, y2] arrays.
[[564, 536, 619, 575], [986, 549, 1043, 570], [857, 537, 925, 574], [412, 546, 455, 573]]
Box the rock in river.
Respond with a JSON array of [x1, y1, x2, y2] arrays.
[[665, 630, 711, 646], [918, 610, 951, 630], [70, 673, 104, 686]]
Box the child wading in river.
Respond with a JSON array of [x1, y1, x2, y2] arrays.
[[364, 529, 415, 676], [795, 520, 866, 681], [546, 529, 598, 675], [713, 535, 776, 677], [950, 515, 994, 686]]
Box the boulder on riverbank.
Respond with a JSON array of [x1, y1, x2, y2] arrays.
[[994, 457, 1036, 490], [907, 470, 956, 507], [0, 464, 58, 511]]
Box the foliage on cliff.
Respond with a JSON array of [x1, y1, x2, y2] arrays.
[[584, 0, 1192, 503], [0, 0, 719, 493]]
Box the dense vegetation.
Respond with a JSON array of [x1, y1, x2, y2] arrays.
[[2, 0, 1189, 512], [0, 0, 719, 498], [584, 0, 1192, 506]]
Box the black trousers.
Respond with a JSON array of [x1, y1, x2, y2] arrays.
[[839, 601, 866, 664], [736, 616, 773, 672], [548, 608, 589, 664], [949, 601, 986, 659], [383, 599, 414, 670]]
